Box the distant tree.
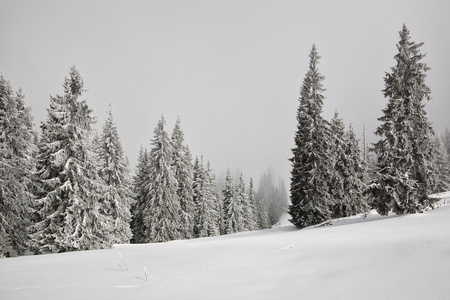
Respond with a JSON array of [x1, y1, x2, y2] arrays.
[[223, 168, 242, 234], [255, 170, 288, 226], [289, 45, 333, 228], [255, 196, 270, 230], [130, 147, 150, 243], [245, 178, 258, 231], [171, 118, 195, 239], [0, 75, 36, 257], [193, 157, 220, 237], [236, 173, 256, 231], [372, 25, 436, 215], [98, 105, 133, 244], [144, 116, 181, 242], [432, 136, 450, 193], [444, 128, 450, 158], [32, 67, 110, 253]]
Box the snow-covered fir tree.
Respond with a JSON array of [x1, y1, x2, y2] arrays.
[[340, 125, 369, 216], [97, 105, 133, 244], [130, 147, 150, 243], [32, 67, 110, 253], [143, 116, 181, 243], [0, 75, 36, 257], [432, 136, 450, 193], [223, 168, 242, 234], [236, 173, 255, 231], [329, 111, 347, 218], [289, 45, 333, 228], [171, 118, 195, 239], [372, 25, 436, 215], [193, 157, 220, 237], [246, 178, 258, 231]]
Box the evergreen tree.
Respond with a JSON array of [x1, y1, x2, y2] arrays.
[[144, 116, 181, 242], [432, 136, 450, 193], [32, 67, 110, 253], [0, 75, 36, 257], [223, 168, 242, 234], [194, 160, 220, 237], [130, 147, 150, 243], [236, 173, 256, 231], [329, 111, 347, 218], [341, 125, 369, 216], [289, 45, 333, 228], [98, 105, 133, 244], [246, 178, 258, 231], [171, 118, 195, 239], [372, 25, 436, 215]]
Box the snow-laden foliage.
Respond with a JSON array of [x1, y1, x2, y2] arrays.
[[372, 25, 436, 215], [329, 113, 369, 218], [32, 67, 111, 253], [97, 105, 133, 244], [143, 116, 181, 243], [130, 147, 150, 243], [223, 168, 242, 234], [193, 158, 220, 237], [289, 45, 334, 228], [171, 118, 195, 239], [0, 75, 36, 257], [432, 136, 450, 193]]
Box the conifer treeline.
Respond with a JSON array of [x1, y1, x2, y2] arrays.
[[0, 68, 284, 257], [289, 25, 450, 229]]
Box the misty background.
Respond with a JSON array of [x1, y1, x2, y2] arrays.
[[1, 0, 449, 187]]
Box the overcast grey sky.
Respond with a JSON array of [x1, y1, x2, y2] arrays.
[[1, 0, 449, 186]]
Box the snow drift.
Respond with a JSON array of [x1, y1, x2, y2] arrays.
[[1, 194, 449, 300]]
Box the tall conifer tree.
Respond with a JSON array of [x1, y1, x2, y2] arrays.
[[144, 116, 181, 242], [0, 75, 36, 257], [372, 25, 436, 215], [223, 168, 242, 234], [171, 118, 195, 239], [130, 147, 150, 243], [98, 105, 133, 244], [32, 67, 110, 253], [289, 45, 333, 228]]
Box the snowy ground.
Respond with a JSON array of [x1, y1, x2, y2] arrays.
[[1, 193, 450, 300]]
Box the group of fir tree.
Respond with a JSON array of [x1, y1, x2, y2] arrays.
[[130, 116, 270, 243], [289, 24, 450, 229], [0, 68, 134, 256]]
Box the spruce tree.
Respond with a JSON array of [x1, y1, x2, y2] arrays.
[[432, 136, 450, 193], [0, 75, 36, 257], [130, 147, 150, 243], [98, 105, 133, 244], [341, 125, 369, 216], [236, 173, 255, 231], [144, 116, 181, 242], [246, 178, 258, 231], [223, 168, 242, 234], [329, 111, 347, 218], [171, 118, 195, 239], [32, 67, 110, 253], [289, 45, 333, 228], [372, 25, 436, 215]]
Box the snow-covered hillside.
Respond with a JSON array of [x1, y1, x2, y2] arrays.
[[1, 194, 450, 300]]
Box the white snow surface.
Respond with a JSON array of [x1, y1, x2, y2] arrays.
[[1, 194, 450, 300]]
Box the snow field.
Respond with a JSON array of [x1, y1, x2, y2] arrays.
[[1, 198, 450, 299]]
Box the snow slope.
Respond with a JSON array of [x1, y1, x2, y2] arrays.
[[1, 195, 450, 300]]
